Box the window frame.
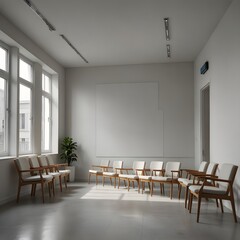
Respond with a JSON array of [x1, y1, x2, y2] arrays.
[[41, 71, 52, 153], [18, 55, 34, 155], [0, 41, 9, 156]]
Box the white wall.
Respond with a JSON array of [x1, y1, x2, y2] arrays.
[[194, 0, 240, 216], [0, 13, 65, 204], [66, 63, 194, 181]]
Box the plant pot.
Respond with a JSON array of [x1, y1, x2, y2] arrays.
[[66, 166, 75, 182]]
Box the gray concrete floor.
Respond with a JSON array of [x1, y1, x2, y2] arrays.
[[0, 182, 239, 240]]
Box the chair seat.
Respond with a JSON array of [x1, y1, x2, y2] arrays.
[[139, 175, 152, 180], [119, 174, 139, 180], [178, 177, 188, 183], [89, 169, 103, 174], [24, 174, 53, 182], [59, 169, 71, 174], [181, 179, 194, 186], [103, 172, 118, 177], [189, 185, 227, 195], [152, 176, 178, 181], [49, 172, 61, 177]]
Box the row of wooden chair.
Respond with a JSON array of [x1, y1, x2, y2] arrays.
[[89, 160, 182, 199], [14, 155, 71, 203], [88, 160, 238, 223]]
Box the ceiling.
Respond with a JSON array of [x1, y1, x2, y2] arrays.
[[0, 0, 233, 68]]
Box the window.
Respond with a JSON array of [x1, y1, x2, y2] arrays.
[[0, 44, 8, 155], [42, 72, 52, 152], [19, 57, 33, 154]]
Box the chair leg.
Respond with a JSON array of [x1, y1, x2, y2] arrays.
[[178, 184, 182, 199], [151, 182, 154, 196], [185, 187, 189, 209], [170, 183, 173, 199], [59, 176, 63, 192], [16, 184, 21, 203], [118, 177, 120, 189], [230, 196, 237, 222], [137, 180, 140, 193], [127, 180, 130, 191], [114, 177, 116, 188], [110, 178, 113, 186], [197, 196, 202, 223], [102, 176, 105, 186], [64, 175, 68, 188], [220, 199, 224, 213], [189, 193, 193, 213]]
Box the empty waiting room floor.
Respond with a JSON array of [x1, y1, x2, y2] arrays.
[[0, 182, 239, 240]]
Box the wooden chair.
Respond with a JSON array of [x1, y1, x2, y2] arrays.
[[88, 160, 110, 185], [138, 161, 164, 194], [46, 155, 70, 189], [189, 163, 238, 223], [36, 155, 64, 192], [102, 161, 123, 188], [118, 161, 146, 192], [14, 157, 54, 203], [178, 162, 218, 208], [151, 162, 181, 199]]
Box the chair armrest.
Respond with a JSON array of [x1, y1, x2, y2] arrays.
[[117, 167, 133, 171]]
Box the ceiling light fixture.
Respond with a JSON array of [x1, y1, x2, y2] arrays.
[[166, 44, 171, 58], [164, 18, 170, 41], [23, 0, 56, 31], [60, 34, 89, 64]]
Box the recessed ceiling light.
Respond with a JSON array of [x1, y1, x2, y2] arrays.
[[164, 18, 170, 41], [166, 44, 171, 58]]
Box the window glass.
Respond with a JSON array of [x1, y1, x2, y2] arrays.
[[42, 73, 50, 93], [19, 84, 32, 153], [0, 47, 7, 71], [42, 96, 50, 151], [0, 77, 6, 152], [19, 59, 32, 82]]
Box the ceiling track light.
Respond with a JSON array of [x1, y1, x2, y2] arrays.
[[23, 0, 56, 31], [60, 35, 89, 64], [164, 18, 170, 41], [166, 44, 171, 58]]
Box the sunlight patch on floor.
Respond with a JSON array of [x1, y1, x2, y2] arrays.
[[81, 185, 184, 203]]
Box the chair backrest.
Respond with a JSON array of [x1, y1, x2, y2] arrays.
[[217, 164, 238, 191], [100, 159, 110, 167], [47, 155, 55, 165], [15, 157, 31, 178], [38, 155, 49, 167], [165, 162, 181, 177], [29, 155, 40, 168], [112, 161, 123, 173], [206, 162, 218, 175], [133, 161, 145, 175], [198, 161, 208, 172], [150, 161, 164, 176]]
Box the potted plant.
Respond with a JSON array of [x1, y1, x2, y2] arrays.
[[60, 137, 78, 181]]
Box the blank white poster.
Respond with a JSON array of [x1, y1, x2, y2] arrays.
[[96, 82, 163, 157]]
